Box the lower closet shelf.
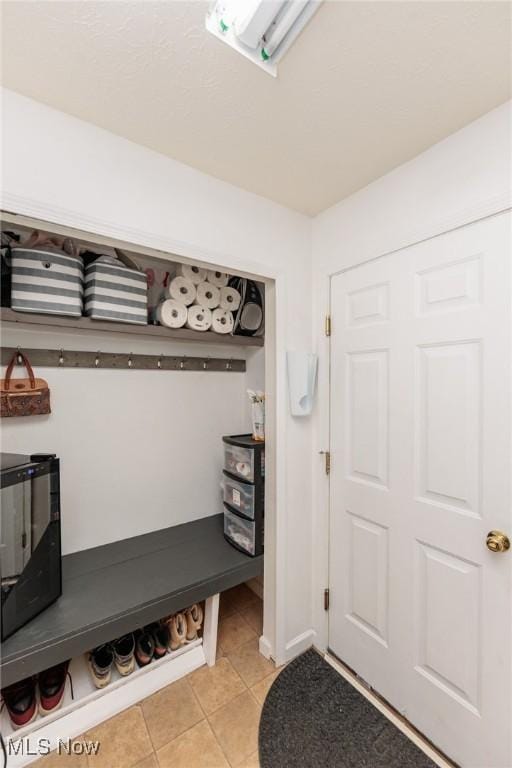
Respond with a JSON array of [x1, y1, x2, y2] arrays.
[[2, 639, 205, 767]]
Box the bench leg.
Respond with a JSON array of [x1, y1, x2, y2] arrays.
[[203, 593, 220, 667]]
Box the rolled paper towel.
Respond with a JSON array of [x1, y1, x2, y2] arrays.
[[196, 281, 220, 309], [206, 269, 229, 288], [155, 299, 187, 329], [186, 304, 212, 332], [219, 286, 241, 312], [166, 276, 196, 306], [178, 263, 206, 285], [211, 307, 234, 334]]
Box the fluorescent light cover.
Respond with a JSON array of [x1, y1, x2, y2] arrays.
[[206, 0, 321, 76]]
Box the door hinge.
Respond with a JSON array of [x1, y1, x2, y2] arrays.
[[324, 588, 330, 611], [320, 450, 331, 475], [325, 314, 331, 337]]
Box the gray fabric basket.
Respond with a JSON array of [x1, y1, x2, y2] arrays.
[[11, 248, 84, 317], [84, 261, 148, 325]]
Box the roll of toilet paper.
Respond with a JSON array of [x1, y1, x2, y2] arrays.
[[195, 281, 220, 310], [178, 263, 206, 285], [206, 270, 229, 288], [211, 307, 234, 335], [156, 299, 187, 329], [186, 304, 212, 332], [219, 286, 241, 312], [166, 276, 196, 306]]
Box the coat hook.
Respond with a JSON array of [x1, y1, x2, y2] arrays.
[[95, 351, 100, 368], [58, 349, 64, 366], [128, 353, 133, 369], [157, 354, 163, 370], [16, 347, 22, 364], [203, 356, 210, 370], [180, 356, 187, 370], [226, 358, 232, 370]]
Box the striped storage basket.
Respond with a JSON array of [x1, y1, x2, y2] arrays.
[[85, 260, 148, 325], [11, 247, 84, 317]]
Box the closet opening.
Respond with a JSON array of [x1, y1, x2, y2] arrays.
[[0, 210, 277, 760]]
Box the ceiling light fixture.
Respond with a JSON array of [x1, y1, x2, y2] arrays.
[[206, 0, 321, 76]]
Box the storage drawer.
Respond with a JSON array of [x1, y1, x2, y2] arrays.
[[223, 436, 264, 483], [224, 506, 262, 557], [223, 471, 262, 520], [11, 248, 84, 317]]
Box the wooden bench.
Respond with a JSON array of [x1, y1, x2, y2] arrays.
[[1, 514, 263, 764]]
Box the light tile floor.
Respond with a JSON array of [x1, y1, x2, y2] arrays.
[[35, 586, 277, 768]]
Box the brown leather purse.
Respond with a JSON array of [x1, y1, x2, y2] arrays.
[[0, 351, 51, 417]]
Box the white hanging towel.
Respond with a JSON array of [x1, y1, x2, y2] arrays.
[[211, 307, 235, 334], [178, 263, 207, 285], [196, 281, 220, 309], [219, 286, 241, 312], [155, 299, 188, 329], [186, 304, 212, 331], [206, 269, 229, 288], [166, 276, 196, 306]]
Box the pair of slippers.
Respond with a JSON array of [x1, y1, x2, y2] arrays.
[[163, 604, 203, 651]]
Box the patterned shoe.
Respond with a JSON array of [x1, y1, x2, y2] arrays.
[[112, 634, 135, 676], [185, 604, 204, 642], [169, 613, 187, 651], [2, 678, 37, 729], [88, 645, 113, 688], [39, 661, 70, 716]]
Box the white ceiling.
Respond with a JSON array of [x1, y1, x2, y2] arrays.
[[1, 1, 510, 216]]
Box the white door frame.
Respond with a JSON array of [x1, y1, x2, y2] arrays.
[[0, 193, 289, 666], [313, 204, 512, 655]]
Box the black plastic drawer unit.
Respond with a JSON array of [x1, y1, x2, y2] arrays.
[[222, 435, 264, 557]]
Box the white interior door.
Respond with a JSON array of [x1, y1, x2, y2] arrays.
[[328, 213, 512, 768]]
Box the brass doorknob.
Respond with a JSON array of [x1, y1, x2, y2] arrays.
[[486, 530, 510, 553]]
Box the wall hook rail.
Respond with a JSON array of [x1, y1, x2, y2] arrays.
[[1, 347, 246, 373]]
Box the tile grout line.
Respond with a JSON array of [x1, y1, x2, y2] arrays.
[[205, 689, 255, 768]]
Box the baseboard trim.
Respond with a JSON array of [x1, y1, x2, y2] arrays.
[[259, 635, 273, 660], [283, 629, 316, 663]]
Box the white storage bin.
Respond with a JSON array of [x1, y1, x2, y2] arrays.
[[11, 248, 84, 317], [223, 506, 257, 556], [85, 260, 147, 325]]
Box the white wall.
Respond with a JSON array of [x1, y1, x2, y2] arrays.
[[1, 324, 260, 555], [0, 88, 313, 663], [311, 100, 512, 649]]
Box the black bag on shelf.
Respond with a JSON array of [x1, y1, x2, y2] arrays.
[[229, 277, 264, 337]]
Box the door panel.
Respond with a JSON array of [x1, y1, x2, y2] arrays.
[[416, 341, 481, 515], [347, 350, 389, 487], [415, 542, 481, 713], [329, 214, 511, 767], [347, 513, 389, 646]]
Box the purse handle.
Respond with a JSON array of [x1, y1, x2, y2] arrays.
[[4, 351, 36, 390]]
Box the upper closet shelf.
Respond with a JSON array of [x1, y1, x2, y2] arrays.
[[0, 308, 264, 347]]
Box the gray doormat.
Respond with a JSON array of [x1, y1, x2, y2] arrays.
[[259, 649, 437, 768]]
